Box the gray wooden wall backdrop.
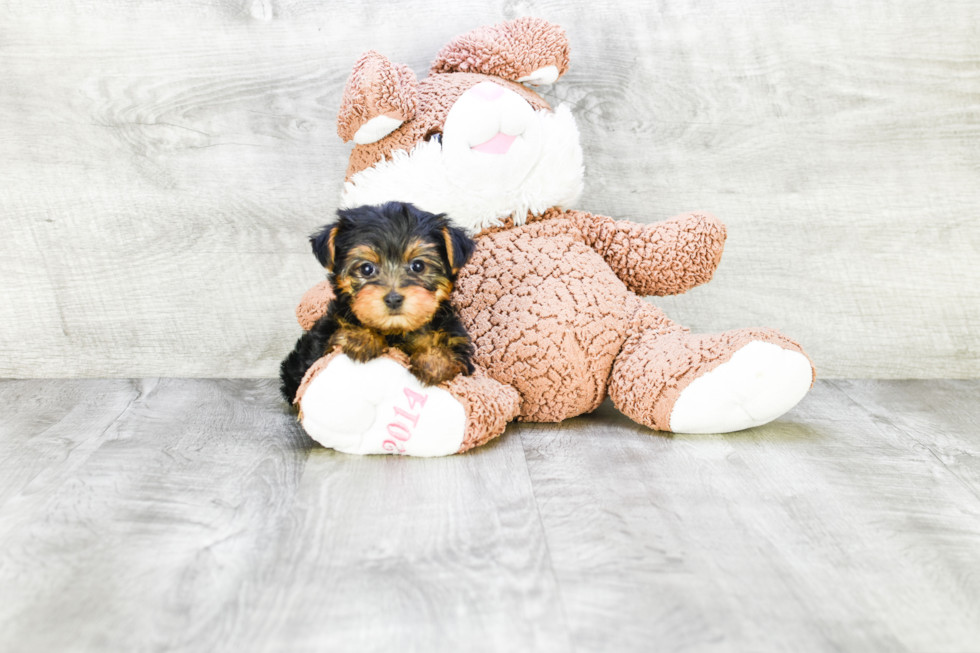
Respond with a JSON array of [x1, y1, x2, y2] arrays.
[[1, 0, 978, 379]]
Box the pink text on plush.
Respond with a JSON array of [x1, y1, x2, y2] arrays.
[[382, 388, 429, 453]]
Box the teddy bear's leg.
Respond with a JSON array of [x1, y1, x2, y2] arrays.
[[608, 300, 815, 433], [294, 350, 520, 456]]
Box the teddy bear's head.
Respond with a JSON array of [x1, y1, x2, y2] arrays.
[[336, 18, 585, 234]]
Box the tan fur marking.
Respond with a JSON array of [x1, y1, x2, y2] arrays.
[[434, 278, 453, 303], [325, 227, 338, 269], [407, 329, 469, 352], [411, 350, 465, 387], [328, 324, 387, 363], [351, 284, 440, 334], [406, 330, 468, 386], [348, 246, 381, 264], [350, 285, 391, 329], [442, 228, 455, 272], [403, 239, 435, 263], [404, 243, 444, 279], [335, 275, 354, 295], [398, 286, 440, 331]]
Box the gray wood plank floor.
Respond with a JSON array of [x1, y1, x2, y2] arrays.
[[1, 379, 978, 652]]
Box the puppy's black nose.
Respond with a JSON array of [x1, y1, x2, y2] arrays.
[[383, 291, 404, 309]]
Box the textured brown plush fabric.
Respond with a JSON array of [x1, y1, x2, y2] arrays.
[[606, 299, 815, 431], [445, 371, 521, 453], [337, 50, 419, 143], [429, 17, 570, 81], [571, 211, 728, 297], [344, 72, 550, 181], [295, 280, 334, 331], [453, 208, 730, 422], [455, 212, 633, 421]]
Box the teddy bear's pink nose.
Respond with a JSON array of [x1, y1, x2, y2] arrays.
[[469, 81, 506, 102]]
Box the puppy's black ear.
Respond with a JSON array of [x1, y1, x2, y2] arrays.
[[310, 224, 339, 269], [441, 225, 476, 275]]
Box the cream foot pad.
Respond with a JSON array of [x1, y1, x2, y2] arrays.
[[669, 341, 813, 434], [299, 355, 466, 456]]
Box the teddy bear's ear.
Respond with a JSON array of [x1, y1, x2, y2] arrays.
[[337, 51, 419, 145], [429, 17, 570, 85]]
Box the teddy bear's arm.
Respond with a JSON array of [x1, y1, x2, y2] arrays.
[[296, 280, 335, 331], [570, 210, 727, 296]]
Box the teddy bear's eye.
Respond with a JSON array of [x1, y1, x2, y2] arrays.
[[424, 128, 442, 145]]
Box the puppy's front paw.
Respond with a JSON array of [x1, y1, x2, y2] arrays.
[[410, 346, 466, 387], [330, 326, 387, 363]]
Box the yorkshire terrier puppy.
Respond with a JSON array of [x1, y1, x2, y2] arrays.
[[280, 202, 477, 403]]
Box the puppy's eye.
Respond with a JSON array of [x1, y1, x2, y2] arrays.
[[358, 263, 376, 277], [410, 260, 426, 273], [424, 129, 442, 145]]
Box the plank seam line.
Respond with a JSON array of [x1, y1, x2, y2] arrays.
[[828, 380, 980, 504], [82, 379, 146, 451], [515, 426, 576, 653], [0, 380, 144, 519]]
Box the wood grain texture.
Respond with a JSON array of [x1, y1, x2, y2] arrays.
[[219, 432, 569, 653], [0, 0, 978, 377], [517, 380, 980, 651], [3, 378, 980, 651], [0, 378, 568, 653], [0, 379, 312, 652], [832, 379, 980, 498], [1, 379, 980, 651]]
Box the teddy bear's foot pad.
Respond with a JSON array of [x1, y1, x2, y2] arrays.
[[669, 341, 812, 434], [299, 355, 466, 456]]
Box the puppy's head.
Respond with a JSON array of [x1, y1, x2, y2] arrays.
[[311, 202, 475, 334]]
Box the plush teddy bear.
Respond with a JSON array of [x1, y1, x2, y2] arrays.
[[289, 18, 815, 456]]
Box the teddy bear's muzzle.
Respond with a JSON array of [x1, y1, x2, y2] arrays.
[[444, 81, 535, 156]]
